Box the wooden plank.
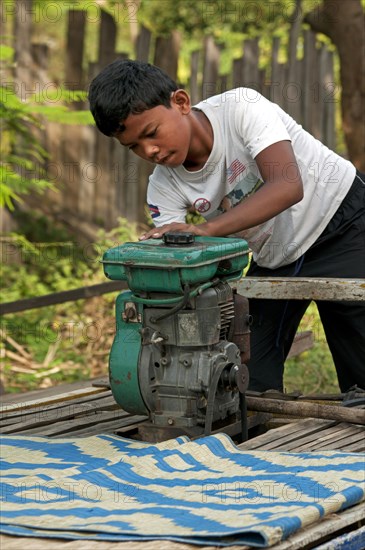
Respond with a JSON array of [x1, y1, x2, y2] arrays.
[[190, 50, 200, 105], [0, 396, 120, 433], [288, 424, 364, 452], [65, 9, 86, 90], [313, 431, 365, 451], [1, 378, 109, 404], [153, 31, 181, 80], [314, 526, 365, 550], [277, 423, 350, 452], [136, 25, 151, 62], [0, 392, 114, 423], [78, 125, 97, 221], [241, 417, 365, 453], [0, 385, 110, 412], [3, 277, 363, 317], [235, 277, 365, 301], [283, 425, 365, 452], [270, 36, 281, 105], [93, 131, 113, 229], [302, 29, 317, 133], [0, 281, 127, 315], [316, 44, 327, 143], [232, 56, 243, 88], [323, 50, 336, 150], [246, 396, 365, 425], [309, 37, 321, 141], [340, 441, 365, 452], [13, 0, 34, 100], [0, 386, 108, 413], [244, 426, 331, 451], [285, 0, 302, 120], [239, 418, 336, 450], [202, 35, 220, 99], [98, 9, 117, 70], [242, 38, 260, 90], [0, 392, 114, 426], [16, 410, 135, 436]]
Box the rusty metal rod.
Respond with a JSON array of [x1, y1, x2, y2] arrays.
[[246, 396, 365, 425]]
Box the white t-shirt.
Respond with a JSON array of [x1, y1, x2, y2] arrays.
[[147, 88, 356, 268]]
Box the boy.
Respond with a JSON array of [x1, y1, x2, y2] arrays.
[[89, 59, 365, 393]]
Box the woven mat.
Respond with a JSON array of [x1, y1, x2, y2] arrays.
[[1, 433, 364, 547]]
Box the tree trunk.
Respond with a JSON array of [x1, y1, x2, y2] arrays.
[[304, 0, 365, 171]]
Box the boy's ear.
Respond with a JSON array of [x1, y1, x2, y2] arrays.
[[171, 89, 191, 114]]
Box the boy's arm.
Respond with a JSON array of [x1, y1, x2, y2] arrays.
[[140, 140, 303, 240]]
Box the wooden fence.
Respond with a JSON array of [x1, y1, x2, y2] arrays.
[[9, 3, 338, 237]]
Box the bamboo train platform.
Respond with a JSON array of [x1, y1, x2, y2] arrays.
[[1, 378, 364, 550]]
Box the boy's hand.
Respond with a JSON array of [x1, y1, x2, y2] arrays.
[[139, 222, 209, 241]]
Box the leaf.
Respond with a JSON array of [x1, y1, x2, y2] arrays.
[[31, 105, 94, 125], [0, 44, 14, 62], [0, 182, 22, 210]]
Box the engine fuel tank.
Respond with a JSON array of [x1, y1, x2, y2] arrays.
[[102, 235, 249, 294]]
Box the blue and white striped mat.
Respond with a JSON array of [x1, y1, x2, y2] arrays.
[[1, 433, 364, 547]]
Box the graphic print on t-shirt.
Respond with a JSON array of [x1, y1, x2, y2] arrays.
[[227, 159, 246, 184], [218, 172, 264, 213], [148, 204, 161, 219], [193, 198, 212, 213]]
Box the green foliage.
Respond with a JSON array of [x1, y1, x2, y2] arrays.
[[1, 216, 139, 393], [284, 303, 339, 394], [28, 88, 93, 125], [0, 82, 53, 209], [285, 344, 339, 394], [135, 0, 214, 37], [0, 44, 14, 61], [135, 0, 322, 39], [94, 217, 139, 254], [0, 44, 93, 211]]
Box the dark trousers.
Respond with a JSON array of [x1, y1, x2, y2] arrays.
[[247, 172, 365, 393]]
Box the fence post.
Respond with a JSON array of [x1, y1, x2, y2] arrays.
[[322, 50, 336, 150], [190, 50, 201, 104], [153, 30, 181, 80], [78, 126, 97, 222], [66, 9, 87, 91], [98, 9, 118, 70], [202, 36, 220, 99], [232, 57, 243, 88], [270, 36, 283, 106], [13, 0, 34, 99], [302, 30, 317, 135], [136, 25, 151, 62], [286, 0, 302, 122], [242, 38, 260, 91]]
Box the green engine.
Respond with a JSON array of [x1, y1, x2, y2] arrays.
[[102, 233, 251, 442]]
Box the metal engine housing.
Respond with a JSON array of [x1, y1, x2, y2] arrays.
[[139, 283, 246, 431]]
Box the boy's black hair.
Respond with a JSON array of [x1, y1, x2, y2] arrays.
[[88, 59, 178, 137]]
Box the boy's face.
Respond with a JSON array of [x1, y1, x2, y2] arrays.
[[115, 91, 192, 167]]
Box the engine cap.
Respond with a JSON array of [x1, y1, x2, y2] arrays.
[[163, 232, 195, 246]]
